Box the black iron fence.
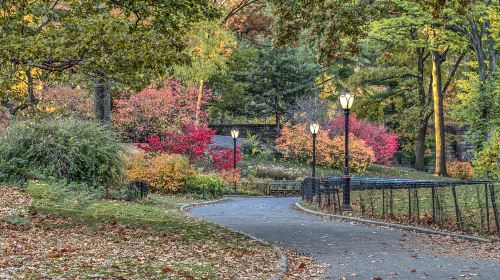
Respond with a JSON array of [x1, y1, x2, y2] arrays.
[[302, 177, 499, 235]]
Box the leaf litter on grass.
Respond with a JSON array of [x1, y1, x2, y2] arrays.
[[0, 185, 281, 279]]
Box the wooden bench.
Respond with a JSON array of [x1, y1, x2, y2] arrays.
[[267, 180, 302, 196]]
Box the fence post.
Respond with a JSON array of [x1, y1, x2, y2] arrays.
[[359, 190, 366, 216], [415, 189, 420, 222], [485, 183, 490, 232], [326, 183, 331, 208], [336, 188, 342, 214], [489, 183, 499, 234], [382, 189, 386, 218], [408, 187, 412, 223], [431, 186, 436, 225], [389, 189, 394, 217], [301, 180, 305, 201], [314, 179, 323, 208], [476, 185, 485, 230], [451, 185, 462, 231]]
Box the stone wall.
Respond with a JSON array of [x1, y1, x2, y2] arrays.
[[208, 123, 278, 142], [426, 124, 474, 173]]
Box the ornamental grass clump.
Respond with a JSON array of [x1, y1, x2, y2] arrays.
[[254, 165, 303, 180], [0, 119, 126, 187]]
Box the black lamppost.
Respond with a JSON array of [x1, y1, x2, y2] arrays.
[[339, 91, 354, 211], [309, 123, 320, 178], [230, 128, 239, 192], [309, 123, 320, 204]]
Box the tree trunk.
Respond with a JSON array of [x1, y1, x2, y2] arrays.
[[195, 79, 204, 124], [431, 50, 447, 176], [486, 31, 496, 77], [415, 122, 427, 171], [276, 112, 281, 132], [415, 47, 428, 171], [275, 95, 281, 132], [94, 78, 111, 124]]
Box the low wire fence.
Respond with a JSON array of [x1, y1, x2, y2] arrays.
[[302, 177, 499, 235]]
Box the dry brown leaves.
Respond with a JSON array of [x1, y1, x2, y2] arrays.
[[294, 202, 499, 262], [406, 233, 500, 260], [282, 251, 329, 280], [0, 186, 31, 218], [0, 186, 281, 279]]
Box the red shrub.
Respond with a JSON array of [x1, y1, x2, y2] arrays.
[[136, 125, 241, 170], [211, 146, 242, 170], [328, 115, 399, 165], [113, 79, 212, 141]]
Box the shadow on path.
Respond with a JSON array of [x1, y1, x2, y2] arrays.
[[190, 197, 499, 279]]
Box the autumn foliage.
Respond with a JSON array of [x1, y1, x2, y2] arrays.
[[126, 152, 193, 193], [328, 115, 399, 165], [275, 124, 375, 172], [40, 86, 94, 119], [113, 79, 212, 141], [217, 168, 241, 186], [447, 161, 473, 180], [136, 124, 241, 171]]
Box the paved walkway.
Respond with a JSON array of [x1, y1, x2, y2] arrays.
[[190, 197, 500, 279]]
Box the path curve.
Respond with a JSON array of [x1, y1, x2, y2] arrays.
[[190, 197, 500, 279]]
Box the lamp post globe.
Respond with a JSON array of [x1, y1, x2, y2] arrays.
[[339, 91, 354, 110], [230, 129, 239, 170], [230, 129, 239, 139], [309, 123, 320, 135], [339, 91, 354, 211]]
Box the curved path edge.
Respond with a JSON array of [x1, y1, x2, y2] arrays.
[[181, 197, 288, 280], [294, 202, 491, 243]]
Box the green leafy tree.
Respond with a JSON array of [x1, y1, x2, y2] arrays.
[[362, 1, 467, 174], [206, 41, 256, 121], [208, 43, 320, 129], [173, 20, 236, 123], [271, 0, 377, 63], [0, 0, 218, 123], [440, 0, 499, 152]]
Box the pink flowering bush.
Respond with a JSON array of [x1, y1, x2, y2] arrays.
[[328, 115, 399, 165]]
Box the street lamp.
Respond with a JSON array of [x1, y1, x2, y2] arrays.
[[339, 91, 354, 211], [309, 123, 320, 178], [230, 128, 239, 192], [230, 129, 239, 169], [309, 122, 320, 204]]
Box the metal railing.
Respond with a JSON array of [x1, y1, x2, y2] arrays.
[[302, 177, 499, 235]]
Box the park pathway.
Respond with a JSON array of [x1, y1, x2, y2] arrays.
[[190, 197, 500, 279]]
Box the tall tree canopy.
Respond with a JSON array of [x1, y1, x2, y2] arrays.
[[0, 0, 218, 122], [208, 43, 320, 129]]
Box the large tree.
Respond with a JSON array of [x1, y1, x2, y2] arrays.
[[0, 0, 218, 123], [210, 43, 320, 130], [439, 0, 499, 152]]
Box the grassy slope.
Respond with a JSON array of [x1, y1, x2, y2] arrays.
[[0, 182, 279, 279], [242, 156, 444, 180]]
